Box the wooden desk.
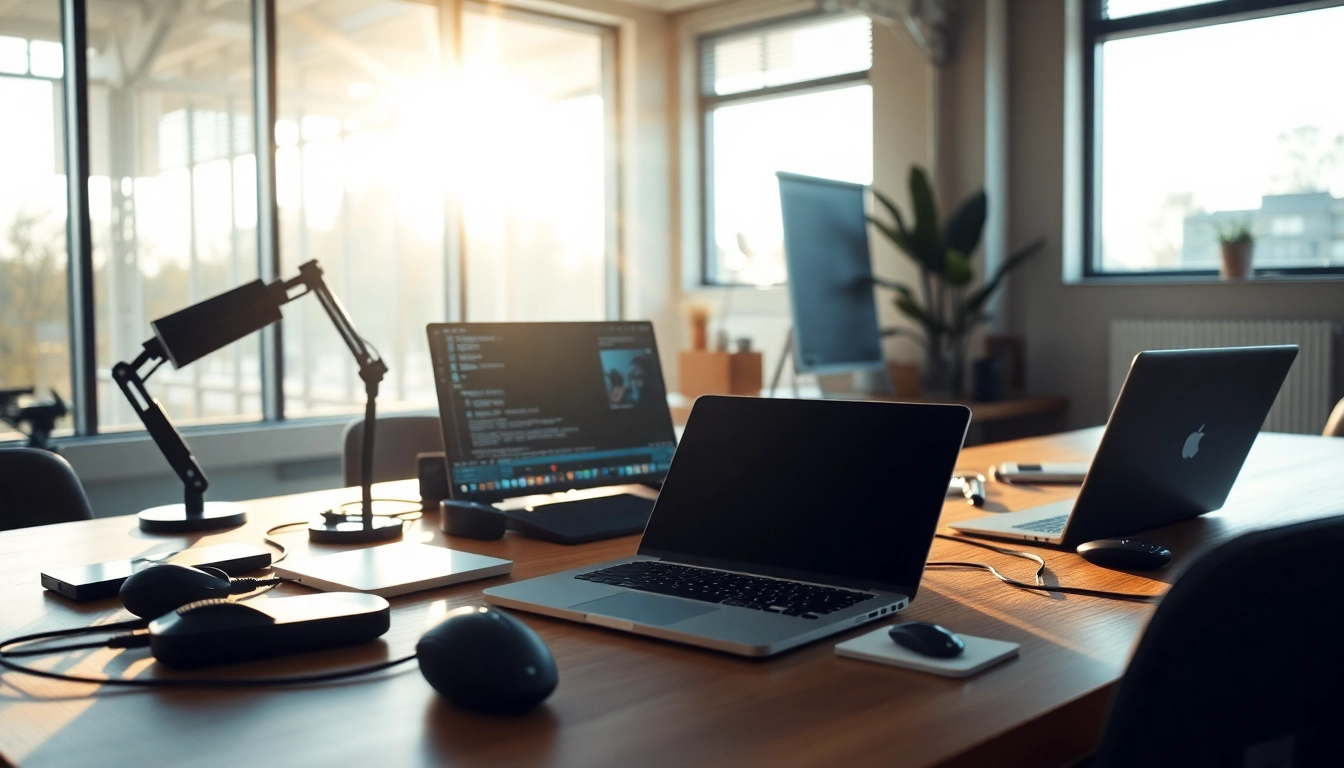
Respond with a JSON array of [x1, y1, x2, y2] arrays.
[[2, 429, 1342, 768]]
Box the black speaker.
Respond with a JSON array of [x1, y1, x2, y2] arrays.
[[417, 452, 450, 508]]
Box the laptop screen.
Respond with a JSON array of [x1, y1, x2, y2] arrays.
[[427, 322, 678, 504], [639, 396, 970, 594]]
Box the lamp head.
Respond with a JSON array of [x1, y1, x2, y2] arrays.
[[150, 280, 284, 369]]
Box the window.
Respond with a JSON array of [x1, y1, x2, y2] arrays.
[[0, 0, 618, 444], [1084, 1, 1344, 276], [275, 1, 616, 417], [0, 7, 70, 442], [700, 14, 873, 286], [87, 0, 262, 429]]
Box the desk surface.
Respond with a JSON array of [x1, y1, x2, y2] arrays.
[[2, 429, 1342, 768]]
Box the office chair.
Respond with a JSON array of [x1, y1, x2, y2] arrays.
[[0, 448, 95, 531], [1325, 397, 1344, 437], [341, 413, 443, 486], [1092, 516, 1344, 768]]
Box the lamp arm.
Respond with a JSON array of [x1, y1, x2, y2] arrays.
[[111, 340, 209, 515], [279, 260, 387, 524]]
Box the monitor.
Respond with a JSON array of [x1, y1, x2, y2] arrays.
[[777, 172, 885, 377], [427, 321, 678, 504]]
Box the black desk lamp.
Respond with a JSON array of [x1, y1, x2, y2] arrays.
[[113, 260, 403, 544]]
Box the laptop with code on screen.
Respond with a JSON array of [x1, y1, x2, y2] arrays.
[[427, 322, 678, 544]]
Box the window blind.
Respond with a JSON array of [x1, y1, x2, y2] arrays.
[[700, 14, 872, 98]]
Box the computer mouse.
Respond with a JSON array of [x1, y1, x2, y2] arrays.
[[888, 622, 965, 659], [1076, 538, 1172, 571], [120, 564, 234, 618], [417, 605, 557, 714]]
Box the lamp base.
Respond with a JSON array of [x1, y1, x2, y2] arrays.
[[139, 502, 248, 533], [308, 515, 405, 544]]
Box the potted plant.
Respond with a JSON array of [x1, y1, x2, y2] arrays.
[[1213, 219, 1255, 279], [868, 167, 1044, 399]]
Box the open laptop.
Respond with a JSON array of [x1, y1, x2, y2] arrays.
[[484, 396, 971, 657], [950, 346, 1298, 547], [427, 321, 678, 543]]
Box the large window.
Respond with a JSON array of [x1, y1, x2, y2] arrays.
[[0, 4, 70, 442], [699, 14, 873, 286], [1085, 1, 1344, 277], [0, 0, 617, 444]]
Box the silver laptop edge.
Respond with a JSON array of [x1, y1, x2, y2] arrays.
[[484, 556, 909, 657]]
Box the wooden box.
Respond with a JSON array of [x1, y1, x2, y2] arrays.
[[678, 350, 763, 399]]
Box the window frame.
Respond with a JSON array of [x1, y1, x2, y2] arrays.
[[696, 12, 872, 287], [1081, 0, 1344, 279], [2, 0, 621, 446]]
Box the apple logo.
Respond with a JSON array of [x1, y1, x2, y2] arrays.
[[1182, 425, 1205, 459]]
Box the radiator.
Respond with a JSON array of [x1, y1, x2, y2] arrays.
[[1109, 319, 1344, 435]]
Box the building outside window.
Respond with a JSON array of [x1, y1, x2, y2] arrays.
[[1085, 1, 1344, 276], [699, 14, 873, 286]]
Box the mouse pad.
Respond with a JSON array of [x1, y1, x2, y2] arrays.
[[835, 625, 1019, 678], [573, 592, 719, 626]]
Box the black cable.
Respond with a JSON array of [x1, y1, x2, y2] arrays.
[[928, 533, 1163, 603], [0, 624, 418, 688], [2, 638, 139, 657], [264, 499, 424, 554]]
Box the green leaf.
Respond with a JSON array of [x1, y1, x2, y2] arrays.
[[959, 238, 1046, 323], [866, 215, 913, 258], [943, 191, 987, 260], [870, 276, 919, 298], [908, 167, 944, 273], [895, 296, 945, 334], [944, 248, 972, 287], [871, 188, 912, 243]]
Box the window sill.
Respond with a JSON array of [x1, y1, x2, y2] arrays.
[[1065, 272, 1344, 287], [32, 410, 437, 484]]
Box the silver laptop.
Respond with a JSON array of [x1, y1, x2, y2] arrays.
[[951, 346, 1298, 547], [484, 395, 971, 657]]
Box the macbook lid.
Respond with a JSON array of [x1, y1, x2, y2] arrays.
[[639, 396, 971, 597]]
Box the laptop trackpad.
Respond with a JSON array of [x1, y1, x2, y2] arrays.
[[573, 592, 719, 626]]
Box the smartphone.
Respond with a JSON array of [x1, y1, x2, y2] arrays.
[[992, 462, 1088, 484], [41, 543, 272, 601]]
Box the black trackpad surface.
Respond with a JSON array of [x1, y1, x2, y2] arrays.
[[573, 592, 719, 626]]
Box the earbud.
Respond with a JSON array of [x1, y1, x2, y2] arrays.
[[119, 563, 284, 619]]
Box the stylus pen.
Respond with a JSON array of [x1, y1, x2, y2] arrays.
[[960, 475, 986, 507]]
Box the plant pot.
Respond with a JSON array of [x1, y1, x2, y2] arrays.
[[1220, 241, 1253, 279]]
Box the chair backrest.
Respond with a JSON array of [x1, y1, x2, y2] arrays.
[[342, 414, 443, 487], [1095, 515, 1344, 768], [1325, 397, 1344, 437], [0, 448, 95, 531]]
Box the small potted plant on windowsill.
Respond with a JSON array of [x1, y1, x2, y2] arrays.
[[1214, 219, 1255, 279]]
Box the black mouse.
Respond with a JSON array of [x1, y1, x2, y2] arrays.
[[888, 622, 965, 658], [417, 605, 557, 714], [120, 564, 234, 619], [1076, 538, 1172, 571]]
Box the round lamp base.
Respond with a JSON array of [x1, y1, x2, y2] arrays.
[[139, 502, 248, 533], [308, 515, 405, 544]]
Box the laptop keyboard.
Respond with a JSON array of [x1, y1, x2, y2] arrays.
[[575, 561, 876, 619], [1011, 514, 1070, 534]]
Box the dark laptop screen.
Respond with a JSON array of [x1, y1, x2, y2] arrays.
[[428, 322, 678, 504], [639, 396, 970, 594]]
